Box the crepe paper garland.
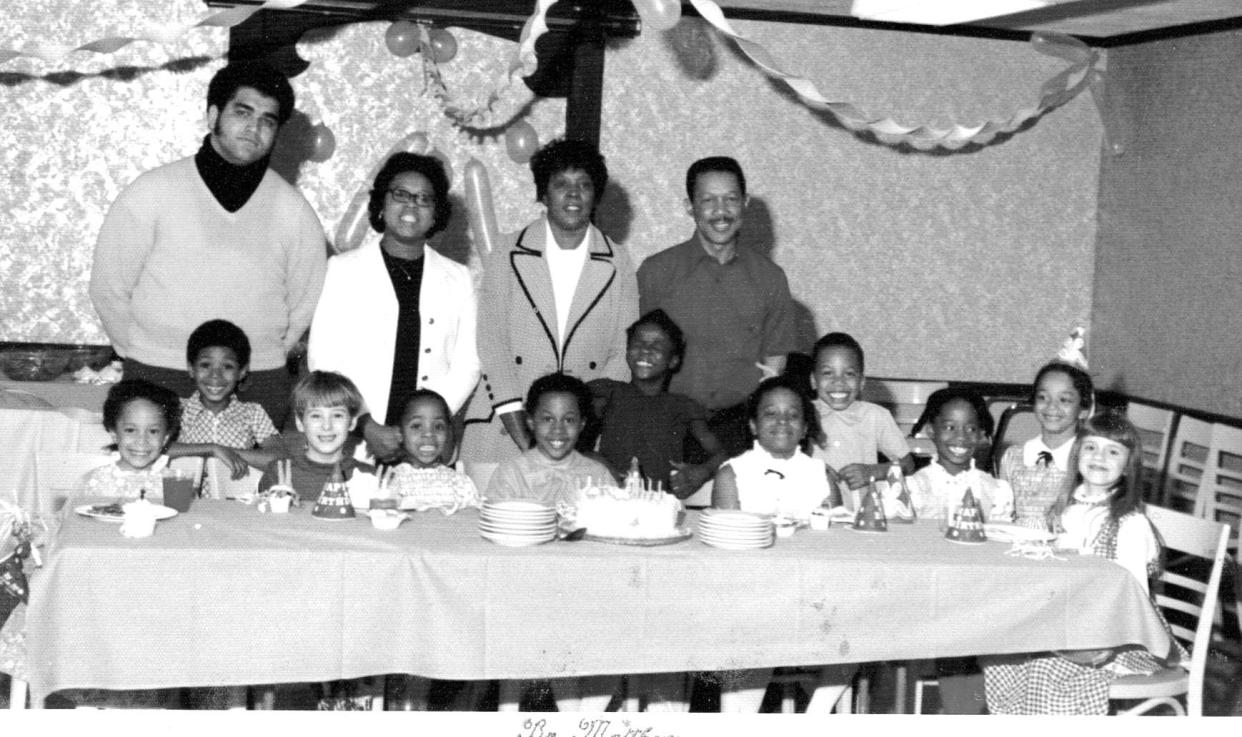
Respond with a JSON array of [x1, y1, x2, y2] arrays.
[[332, 131, 432, 253], [0, 0, 312, 67], [634, 0, 683, 32], [509, 0, 556, 80], [685, 0, 1101, 150], [513, 0, 1101, 150], [463, 158, 500, 256]]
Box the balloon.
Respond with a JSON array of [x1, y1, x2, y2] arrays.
[[633, 0, 681, 31], [428, 28, 457, 64], [504, 120, 538, 164], [429, 148, 454, 185], [333, 131, 434, 253], [385, 21, 420, 57], [464, 158, 500, 256], [308, 124, 336, 163]]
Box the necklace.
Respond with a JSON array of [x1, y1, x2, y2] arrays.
[[385, 252, 422, 283]]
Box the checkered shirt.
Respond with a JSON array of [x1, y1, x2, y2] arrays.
[[180, 393, 278, 449]]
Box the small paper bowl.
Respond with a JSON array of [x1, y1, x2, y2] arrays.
[[773, 517, 798, 538], [369, 509, 407, 530]]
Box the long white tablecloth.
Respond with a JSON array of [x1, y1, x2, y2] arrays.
[[23, 501, 1174, 706]]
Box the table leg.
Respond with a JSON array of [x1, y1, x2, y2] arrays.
[[894, 662, 908, 714], [498, 680, 522, 711]]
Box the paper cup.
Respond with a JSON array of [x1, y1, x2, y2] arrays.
[[810, 508, 830, 531], [161, 469, 198, 512], [269, 495, 292, 514]]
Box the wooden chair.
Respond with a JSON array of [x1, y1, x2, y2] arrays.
[[1162, 416, 1213, 515], [1125, 401, 1175, 504], [31, 450, 112, 511], [770, 666, 856, 714], [1108, 505, 1229, 716], [1201, 423, 1242, 651], [861, 379, 949, 438], [987, 399, 1019, 438], [202, 458, 260, 501], [990, 403, 1040, 474]]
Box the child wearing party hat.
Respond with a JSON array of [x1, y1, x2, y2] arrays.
[[998, 328, 1093, 528]]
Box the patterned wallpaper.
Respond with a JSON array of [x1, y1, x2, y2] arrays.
[[2, 2, 1102, 385]]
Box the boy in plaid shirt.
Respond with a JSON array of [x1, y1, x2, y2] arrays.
[[170, 320, 282, 486]]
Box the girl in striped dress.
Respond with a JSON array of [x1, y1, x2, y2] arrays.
[[997, 361, 1093, 528], [983, 411, 1184, 714]]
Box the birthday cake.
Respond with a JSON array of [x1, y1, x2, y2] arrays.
[[563, 462, 682, 539]]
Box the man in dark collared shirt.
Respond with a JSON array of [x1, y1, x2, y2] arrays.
[[637, 156, 797, 458]]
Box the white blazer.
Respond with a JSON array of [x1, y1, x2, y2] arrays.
[[308, 232, 480, 421]]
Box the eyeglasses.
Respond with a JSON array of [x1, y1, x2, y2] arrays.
[[387, 189, 436, 207]]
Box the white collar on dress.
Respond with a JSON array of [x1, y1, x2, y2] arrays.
[[1021, 435, 1074, 470]]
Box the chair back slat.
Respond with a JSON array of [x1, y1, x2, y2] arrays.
[[1204, 424, 1242, 545], [1153, 595, 1201, 620], [861, 379, 949, 438], [1126, 402, 1174, 504], [1162, 417, 1213, 514], [1160, 571, 1208, 596]]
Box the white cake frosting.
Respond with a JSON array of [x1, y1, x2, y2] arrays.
[[567, 480, 682, 539]]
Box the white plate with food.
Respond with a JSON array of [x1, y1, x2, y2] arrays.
[[984, 523, 1057, 544], [75, 503, 178, 523]]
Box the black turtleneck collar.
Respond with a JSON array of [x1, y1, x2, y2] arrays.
[[194, 135, 269, 213]]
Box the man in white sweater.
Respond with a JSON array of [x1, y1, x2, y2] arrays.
[[90, 61, 327, 428]]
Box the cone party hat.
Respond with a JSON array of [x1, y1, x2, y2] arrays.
[[887, 464, 916, 523], [853, 477, 888, 532], [312, 464, 356, 520], [944, 488, 987, 543]]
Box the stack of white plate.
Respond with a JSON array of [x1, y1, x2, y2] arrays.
[[697, 509, 774, 549], [479, 500, 557, 546]]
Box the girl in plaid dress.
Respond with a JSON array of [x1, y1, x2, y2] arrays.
[[998, 361, 1093, 528], [983, 411, 1184, 714]]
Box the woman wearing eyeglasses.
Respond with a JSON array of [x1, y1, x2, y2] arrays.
[[308, 152, 480, 462]]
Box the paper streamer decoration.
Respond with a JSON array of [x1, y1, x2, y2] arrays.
[[509, 0, 556, 80], [510, 0, 1101, 151], [0, 0, 311, 66], [463, 159, 500, 256], [332, 131, 431, 253], [686, 0, 1100, 149]]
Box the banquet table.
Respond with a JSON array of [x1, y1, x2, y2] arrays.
[[24, 502, 1174, 707]]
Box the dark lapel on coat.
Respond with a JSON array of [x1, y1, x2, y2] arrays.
[[510, 223, 561, 364], [562, 226, 617, 362]]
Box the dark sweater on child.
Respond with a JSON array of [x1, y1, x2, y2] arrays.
[[589, 379, 707, 491]]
